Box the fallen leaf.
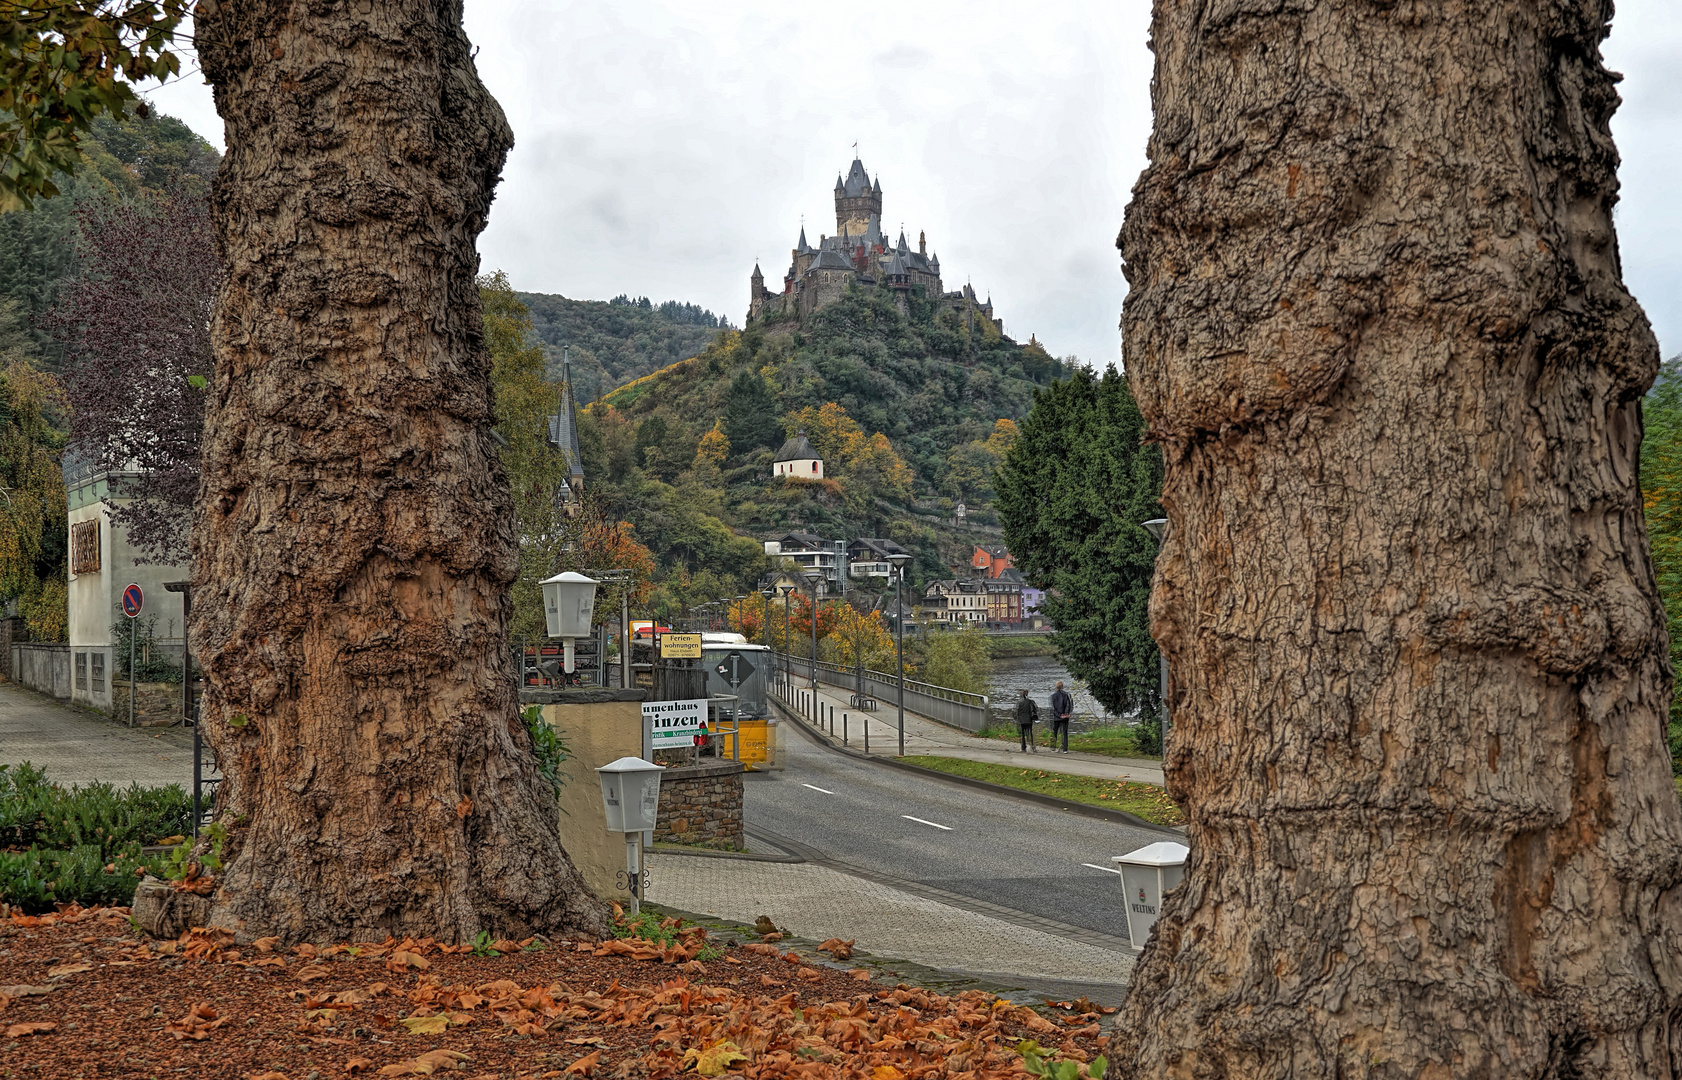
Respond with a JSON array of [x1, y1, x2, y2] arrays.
[[346, 1060, 376, 1075], [295, 966, 334, 982], [45, 962, 93, 977], [722, 956, 742, 965], [165, 1002, 227, 1041], [850, 969, 872, 982], [490, 939, 521, 955], [797, 968, 822, 981], [679, 961, 707, 975], [739, 943, 778, 957], [872, 1067, 904, 1080], [682, 1040, 747, 1077], [253, 936, 283, 953], [761, 932, 783, 943], [249, 1072, 291, 1080], [378, 1049, 474, 1076], [388, 949, 431, 971], [781, 952, 801, 964], [399, 1014, 451, 1035], [758, 975, 779, 987], [5, 1021, 55, 1037], [817, 938, 855, 961], [564, 1050, 602, 1075], [0, 984, 52, 998], [567, 1037, 608, 1047]]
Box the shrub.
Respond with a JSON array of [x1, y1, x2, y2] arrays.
[[0, 763, 190, 912]]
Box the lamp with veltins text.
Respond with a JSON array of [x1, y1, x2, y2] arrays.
[[541, 571, 600, 674]]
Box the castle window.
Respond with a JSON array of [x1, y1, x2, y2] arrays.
[[71, 519, 100, 575]]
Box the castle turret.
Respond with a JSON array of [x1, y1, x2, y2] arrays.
[[919, 230, 926, 256], [835, 157, 883, 241], [749, 262, 768, 321]]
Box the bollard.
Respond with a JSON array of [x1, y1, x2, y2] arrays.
[[864, 711, 869, 754], [843, 711, 849, 746]]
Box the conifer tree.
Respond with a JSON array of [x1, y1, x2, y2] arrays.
[[995, 366, 1162, 716], [721, 368, 779, 452]]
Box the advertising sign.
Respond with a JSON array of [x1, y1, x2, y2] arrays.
[[644, 698, 708, 748], [660, 633, 702, 659]]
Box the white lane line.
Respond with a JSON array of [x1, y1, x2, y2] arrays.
[[801, 783, 835, 794], [1082, 863, 1123, 875], [902, 815, 953, 831]]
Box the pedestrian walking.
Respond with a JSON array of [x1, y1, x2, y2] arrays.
[[1049, 680, 1074, 753], [1014, 688, 1039, 752]]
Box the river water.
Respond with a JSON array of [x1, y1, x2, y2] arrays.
[[986, 654, 1121, 729]]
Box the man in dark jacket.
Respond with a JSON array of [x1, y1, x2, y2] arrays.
[[1049, 681, 1074, 754], [1014, 688, 1039, 752]]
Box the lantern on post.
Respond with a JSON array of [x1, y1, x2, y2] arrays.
[[596, 756, 664, 913], [541, 571, 600, 673]]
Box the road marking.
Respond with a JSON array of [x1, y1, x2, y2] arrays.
[[1082, 863, 1122, 875], [902, 815, 953, 831], [801, 783, 835, 794]]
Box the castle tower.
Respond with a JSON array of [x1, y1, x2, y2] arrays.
[[835, 157, 882, 242], [749, 262, 767, 320]]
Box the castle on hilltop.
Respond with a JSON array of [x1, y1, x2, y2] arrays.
[[749, 157, 1004, 333]]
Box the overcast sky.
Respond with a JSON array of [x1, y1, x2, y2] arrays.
[[148, 1, 1680, 367]]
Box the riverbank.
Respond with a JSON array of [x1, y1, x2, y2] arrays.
[[974, 720, 1158, 760], [986, 634, 1059, 659]]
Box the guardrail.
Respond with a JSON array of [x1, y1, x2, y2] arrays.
[[777, 656, 991, 733]]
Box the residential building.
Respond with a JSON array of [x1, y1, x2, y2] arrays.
[[920, 579, 986, 625], [971, 544, 1015, 579], [64, 447, 190, 714], [983, 568, 1025, 625], [847, 537, 909, 579], [772, 431, 823, 479], [763, 531, 845, 594]]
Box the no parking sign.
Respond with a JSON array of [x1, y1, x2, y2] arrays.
[[122, 583, 143, 618]]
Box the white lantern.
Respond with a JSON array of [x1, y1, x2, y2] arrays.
[[541, 571, 599, 673], [596, 756, 664, 834]]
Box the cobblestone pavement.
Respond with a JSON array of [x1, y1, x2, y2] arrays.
[[780, 683, 1166, 787], [646, 852, 1136, 990], [0, 681, 198, 789]]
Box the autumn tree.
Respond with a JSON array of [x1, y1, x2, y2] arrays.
[[50, 184, 216, 562], [1112, 4, 1682, 1076], [1640, 357, 1682, 773], [186, 2, 607, 943]]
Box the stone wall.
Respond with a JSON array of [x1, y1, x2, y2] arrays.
[[654, 759, 744, 849], [113, 680, 190, 726]]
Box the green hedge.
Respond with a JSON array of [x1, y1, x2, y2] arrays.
[[0, 763, 191, 912]]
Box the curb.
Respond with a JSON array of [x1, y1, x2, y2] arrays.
[[650, 841, 803, 864], [771, 697, 1182, 836]]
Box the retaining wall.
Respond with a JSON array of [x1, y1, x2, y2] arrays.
[[654, 759, 744, 849]]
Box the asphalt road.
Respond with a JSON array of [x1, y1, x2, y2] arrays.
[[743, 720, 1173, 941]]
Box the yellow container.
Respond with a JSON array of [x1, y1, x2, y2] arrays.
[[710, 718, 774, 769]]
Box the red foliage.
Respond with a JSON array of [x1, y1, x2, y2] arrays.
[[48, 186, 220, 563]]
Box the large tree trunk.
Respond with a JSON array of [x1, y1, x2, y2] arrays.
[[187, 1, 607, 944], [1115, 2, 1682, 1075]]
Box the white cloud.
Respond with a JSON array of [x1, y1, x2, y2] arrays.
[[141, 0, 1680, 365]]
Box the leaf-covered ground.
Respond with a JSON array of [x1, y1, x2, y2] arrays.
[[0, 905, 1111, 1080], [896, 757, 1182, 828]]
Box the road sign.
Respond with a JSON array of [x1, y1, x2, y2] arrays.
[[661, 633, 702, 659], [644, 698, 708, 748], [121, 583, 143, 619], [714, 651, 756, 687]]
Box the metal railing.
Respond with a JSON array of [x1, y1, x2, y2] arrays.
[[779, 656, 992, 733]]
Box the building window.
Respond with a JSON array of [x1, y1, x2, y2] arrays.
[[91, 651, 105, 694], [70, 519, 100, 575], [75, 652, 87, 691]]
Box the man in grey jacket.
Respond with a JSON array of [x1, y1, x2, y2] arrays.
[[1014, 688, 1039, 752], [1049, 681, 1074, 754]]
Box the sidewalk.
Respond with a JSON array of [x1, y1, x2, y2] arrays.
[[0, 681, 197, 789], [778, 680, 1166, 787], [646, 852, 1136, 996]]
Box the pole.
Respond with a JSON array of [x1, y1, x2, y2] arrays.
[[808, 585, 818, 689], [128, 620, 136, 728], [625, 834, 640, 916], [782, 591, 792, 696], [621, 590, 630, 690], [192, 720, 202, 840], [895, 568, 906, 756]]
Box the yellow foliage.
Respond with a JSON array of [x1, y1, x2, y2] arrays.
[[696, 421, 729, 466], [785, 402, 914, 499], [984, 418, 1019, 458], [683, 1040, 747, 1077]]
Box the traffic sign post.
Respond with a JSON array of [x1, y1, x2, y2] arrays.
[[122, 584, 142, 728]]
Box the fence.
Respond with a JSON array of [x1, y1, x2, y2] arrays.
[[776, 655, 991, 733], [12, 643, 70, 700]]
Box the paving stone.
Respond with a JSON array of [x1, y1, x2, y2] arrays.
[[0, 682, 199, 789]]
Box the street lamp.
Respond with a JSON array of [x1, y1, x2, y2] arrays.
[[541, 571, 600, 674], [596, 755, 663, 915], [803, 573, 822, 689], [779, 584, 795, 696], [759, 586, 776, 656], [887, 552, 912, 756], [1141, 518, 1170, 749]]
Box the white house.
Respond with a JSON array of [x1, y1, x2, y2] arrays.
[[64, 448, 190, 713], [772, 431, 823, 479]]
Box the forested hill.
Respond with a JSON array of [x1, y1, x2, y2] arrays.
[[515, 292, 731, 403], [577, 284, 1074, 584], [0, 110, 220, 367]]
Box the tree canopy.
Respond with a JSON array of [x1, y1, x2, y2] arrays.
[[995, 365, 1162, 717]]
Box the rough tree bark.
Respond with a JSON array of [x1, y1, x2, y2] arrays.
[[1115, 2, 1682, 1076], [186, 1, 607, 944]]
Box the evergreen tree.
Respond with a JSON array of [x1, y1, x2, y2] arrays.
[[722, 368, 779, 453], [995, 365, 1163, 716]]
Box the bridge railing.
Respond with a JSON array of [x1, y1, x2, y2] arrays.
[[776, 656, 991, 733]]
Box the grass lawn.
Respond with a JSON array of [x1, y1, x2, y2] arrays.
[[975, 722, 1159, 761], [899, 754, 1184, 827]]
